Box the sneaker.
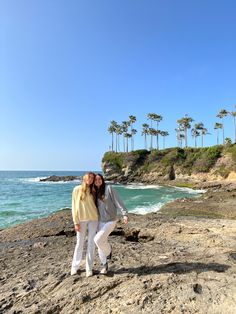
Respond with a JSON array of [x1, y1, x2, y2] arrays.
[[86, 270, 93, 277], [107, 249, 112, 260], [100, 263, 108, 275], [71, 268, 78, 276]]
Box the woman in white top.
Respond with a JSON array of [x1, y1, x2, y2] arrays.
[[94, 174, 128, 274]]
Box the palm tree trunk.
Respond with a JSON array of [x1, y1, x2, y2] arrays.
[[144, 134, 147, 149], [118, 135, 120, 152], [222, 125, 225, 144], [126, 137, 128, 152], [123, 136, 125, 152], [112, 133, 114, 151], [216, 129, 219, 145], [184, 128, 187, 147], [194, 136, 197, 148], [150, 120, 153, 149], [201, 133, 203, 147], [156, 121, 159, 150], [234, 117, 236, 143]]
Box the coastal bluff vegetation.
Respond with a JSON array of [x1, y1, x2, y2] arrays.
[[102, 144, 236, 185]]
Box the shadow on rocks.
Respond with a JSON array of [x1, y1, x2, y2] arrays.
[[112, 262, 230, 276]]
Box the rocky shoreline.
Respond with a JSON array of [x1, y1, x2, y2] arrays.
[[1, 179, 236, 314]]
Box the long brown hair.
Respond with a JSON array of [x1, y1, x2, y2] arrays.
[[79, 172, 96, 201], [94, 174, 106, 205]]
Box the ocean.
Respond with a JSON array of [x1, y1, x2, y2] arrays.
[[0, 171, 204, 229]]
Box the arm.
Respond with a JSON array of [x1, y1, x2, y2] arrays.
[[109, 185, 128, 223], [72, 188, 80, 231]]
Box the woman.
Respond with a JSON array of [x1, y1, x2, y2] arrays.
[[71, 172, 98, 277], [94, 174, 128, 274]]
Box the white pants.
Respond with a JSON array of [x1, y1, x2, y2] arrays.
[[94, 221, 116, 265], [71, 221, 98, 272]]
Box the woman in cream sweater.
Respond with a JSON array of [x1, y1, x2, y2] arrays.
[[71, 172, 98, 277]]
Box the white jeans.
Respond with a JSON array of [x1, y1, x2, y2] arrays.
[[71, 221, 98, 272], [94, 221, 116, 265]]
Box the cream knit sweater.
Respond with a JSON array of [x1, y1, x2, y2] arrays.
[[72, 186, 98, 224]]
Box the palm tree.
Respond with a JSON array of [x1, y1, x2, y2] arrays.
[[124, 132, 132, 152], [175, 127, 184, 147], [225, 137, 232, 145], [179, 133, 185, 148], [131, 128, 137, 151], [191, 127, 200, 147], [177, 114, 194, 147], [160, 131, 169, 149], [227, 108, 236, 143], [200, 127, 209, 147], [148, 128, 157, 150], [214, 122, 223, 145], [193, 122, 209, 147], [142, 123, 149, 149], [108, 120, 117, 151], [129, 115, 136, 132], [217, 109, 228, 144], [121, 121, 130, 152], [152, 114, 163, 150], [115, 124, 123, 152], [129, 115, 137, 151], [147, 113, 155, 150]]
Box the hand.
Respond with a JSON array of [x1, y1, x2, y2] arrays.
[[123, 216, 128, 224], [74, 224, 80, 232]]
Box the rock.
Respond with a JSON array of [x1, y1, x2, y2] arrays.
[[32, 241, 47, 249], [40, 175, 81, 182], [0, 204, 236, 313]]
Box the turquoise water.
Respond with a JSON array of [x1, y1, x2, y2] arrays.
[[0, 171, 204, 229]]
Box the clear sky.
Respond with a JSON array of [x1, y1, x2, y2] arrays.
[[1, 0, 236, 171]]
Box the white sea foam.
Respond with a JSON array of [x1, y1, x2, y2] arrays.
[[124, 184, 161, 190], [20, 177, 47, 183], [130, 195, 143, 200], [20, 177, 81, 184], [172, 186, 206, 194], [131, 202, 164, 215]]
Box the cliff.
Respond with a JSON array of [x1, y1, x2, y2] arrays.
[[102, 144, 236, 185]]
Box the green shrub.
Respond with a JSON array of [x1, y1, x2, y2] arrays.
[[225, 144, 236, 162], [102, 152, 124, 169], [193, 146, 223, 172], [147, 150, 163, 162]]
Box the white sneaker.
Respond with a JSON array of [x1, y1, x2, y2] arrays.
[[71, 268, 78, 276], [100, 263, 108, 275], [86, 270, 93, 277]]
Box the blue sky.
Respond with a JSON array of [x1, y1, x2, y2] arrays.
[[1, 0, 236, 170]]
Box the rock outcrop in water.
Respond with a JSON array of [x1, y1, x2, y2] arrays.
[[0, 205, 236, 313], [40, 175, 81, 182]]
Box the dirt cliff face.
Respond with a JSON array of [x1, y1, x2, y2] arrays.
[[102, 146, 236, 184], [1, 209, 236, 314]]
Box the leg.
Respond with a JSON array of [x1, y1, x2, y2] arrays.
[[71, 221, 87, 273], [94, 221, 116, 265], [86, 220, 98, 273]]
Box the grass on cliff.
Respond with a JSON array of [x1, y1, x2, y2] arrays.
[[102, 150, 150, 170], [102, 145, 230, 176]]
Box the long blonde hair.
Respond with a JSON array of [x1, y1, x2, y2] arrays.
[[79, 172, 95, 201]]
